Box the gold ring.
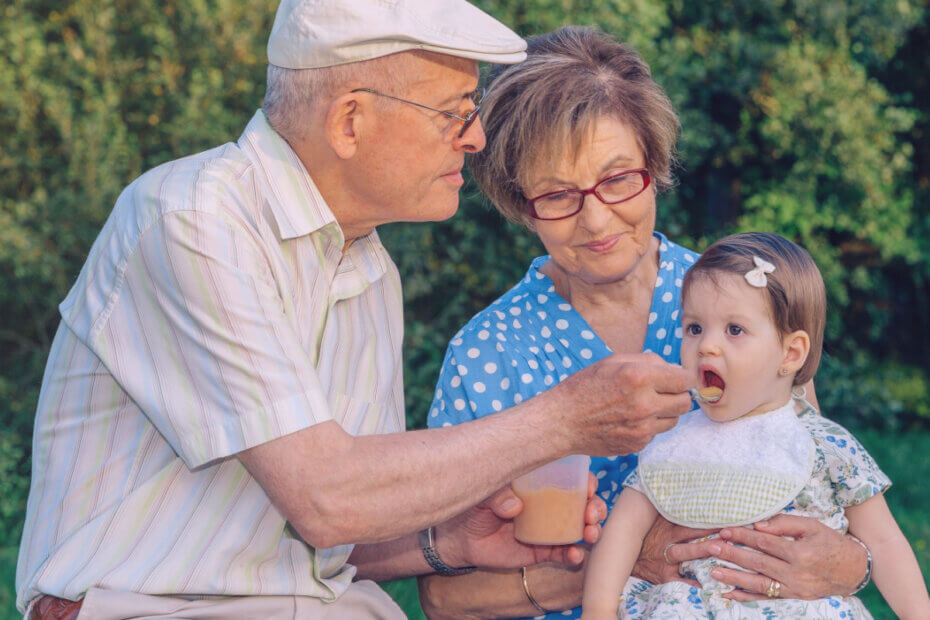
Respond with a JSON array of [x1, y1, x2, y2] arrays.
[[765, 579, 781, 599], [663, 543, 674, 565]]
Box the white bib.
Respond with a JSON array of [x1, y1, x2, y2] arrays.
[[636, 400, 815, 528]]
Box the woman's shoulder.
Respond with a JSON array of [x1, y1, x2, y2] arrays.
[[448, 256, 552, 346], [655, 232, 700, 272]]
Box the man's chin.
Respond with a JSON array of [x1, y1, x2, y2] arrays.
[[415, 196, 460, 223]]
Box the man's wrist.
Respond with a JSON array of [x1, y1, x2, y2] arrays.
[[420, 524, 475, 576], [526, 380, 580, 455]]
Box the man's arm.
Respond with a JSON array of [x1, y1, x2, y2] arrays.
[[239, 355, 691, 552]]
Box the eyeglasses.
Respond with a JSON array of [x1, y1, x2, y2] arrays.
[[350, 86, 484, 138], [525, 169, 652, 221]]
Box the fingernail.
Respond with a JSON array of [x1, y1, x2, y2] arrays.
[[756, 520, 768, 527], [709, 544, 722, 555], [500, 498, 519, 512], [711, 569, 722, 579], [720, 528, 731, 539]]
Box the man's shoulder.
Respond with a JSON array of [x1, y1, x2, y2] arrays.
[[58, 141, 263, 343], [100, 141, 264, 267], [127, 142, 255, 222]]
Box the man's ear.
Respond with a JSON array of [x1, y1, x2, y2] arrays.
[[781, 330, 811, 375], [324, 93, 364, 160]]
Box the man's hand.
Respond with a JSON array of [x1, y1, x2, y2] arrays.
[[708, 515, 868, 600], [554, 353, 693, 457], [438, 472, 607, 569], [632, 515, 716, 585]]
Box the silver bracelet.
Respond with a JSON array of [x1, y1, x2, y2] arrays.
[[521, 566, 551, 615], [848, 534, 872, 594]]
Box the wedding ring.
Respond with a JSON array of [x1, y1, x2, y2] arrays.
[[765, 579, 782, 599], [663, 543, 675, 565]]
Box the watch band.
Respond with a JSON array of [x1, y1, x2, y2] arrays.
[[418, 526, 476, 576]]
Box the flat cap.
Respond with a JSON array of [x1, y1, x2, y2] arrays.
[[267, 0, 527, 69]]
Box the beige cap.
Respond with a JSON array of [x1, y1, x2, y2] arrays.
[[267, 0, 527, 69]]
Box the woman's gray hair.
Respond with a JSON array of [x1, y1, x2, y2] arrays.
[[470, 26, 680, 225], [262, 54, 413, 142]]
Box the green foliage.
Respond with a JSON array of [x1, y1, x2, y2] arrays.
[[380, 578, 427, 620], [818, 353, 930, 431]]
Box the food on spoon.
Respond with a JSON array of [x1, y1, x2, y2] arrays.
[[691, 386, 723, 403]]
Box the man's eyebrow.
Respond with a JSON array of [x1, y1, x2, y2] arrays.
[[435, 89, 475, 109]]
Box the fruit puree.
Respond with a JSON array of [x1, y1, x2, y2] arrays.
[[512, 485, 587, 545]]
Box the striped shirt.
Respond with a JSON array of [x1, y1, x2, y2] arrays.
[[16, 111, 406, 612]]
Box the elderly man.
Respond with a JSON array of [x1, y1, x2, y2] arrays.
[[16, 1, 693, 618]]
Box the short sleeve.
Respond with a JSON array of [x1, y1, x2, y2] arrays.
[[427, 323, 532, 429], [813, 417, 892, 507], [90, 210, 332, 467], [622, 468, 641, 490], [428, 343, 479, 428]]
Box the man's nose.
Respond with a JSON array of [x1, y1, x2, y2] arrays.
[[454, 116, 486, 153]]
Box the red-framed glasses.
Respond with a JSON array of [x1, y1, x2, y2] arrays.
[[525, 169, 652, 221]]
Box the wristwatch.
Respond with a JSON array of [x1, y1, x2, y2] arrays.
[[418, 526, 476, 576]]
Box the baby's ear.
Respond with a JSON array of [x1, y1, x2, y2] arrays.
[[781, 330, 811, 373]]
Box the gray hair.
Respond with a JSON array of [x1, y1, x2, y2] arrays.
[[262, 53, 416, 142], [470, 26, 680, 225]]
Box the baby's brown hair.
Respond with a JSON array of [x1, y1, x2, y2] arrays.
[[681, 232, 826, 385]]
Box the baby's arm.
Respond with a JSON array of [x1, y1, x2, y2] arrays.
[[581, 488, 658, 619], [846, 493, 930, 619]]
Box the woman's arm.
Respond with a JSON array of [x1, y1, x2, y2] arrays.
[[847, 494, 930, 619], [581, 489, 657, 619], [415, 475, 606, 618], [419, 564, 585, 620], [690, 514, 869, 599]]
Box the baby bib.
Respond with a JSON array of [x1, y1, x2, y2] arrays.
[[636, 400, 814, 528]]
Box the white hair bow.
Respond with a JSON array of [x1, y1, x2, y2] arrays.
[[745, 255, 776, 288]]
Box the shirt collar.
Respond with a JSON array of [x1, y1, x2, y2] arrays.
[[238, 110, 342, 243], [238, 110, 391, 288]]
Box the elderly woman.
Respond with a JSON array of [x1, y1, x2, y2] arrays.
[[419, 26, 871, 620]]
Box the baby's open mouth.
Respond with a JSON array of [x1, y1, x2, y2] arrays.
[[703, 370, 725, 391]]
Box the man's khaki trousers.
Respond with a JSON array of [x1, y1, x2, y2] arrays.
[[69, 580, 406, 619]]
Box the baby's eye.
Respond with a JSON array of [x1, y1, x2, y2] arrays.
[[726, 324, 743, 336], [686, 323, 702, 336]]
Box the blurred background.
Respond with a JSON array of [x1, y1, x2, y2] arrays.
[[1, 1, 928, 617]]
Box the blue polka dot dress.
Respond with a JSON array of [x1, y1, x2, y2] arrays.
[[428, 232, 699, 620]]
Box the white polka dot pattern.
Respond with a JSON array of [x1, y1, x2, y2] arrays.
[[427, 233, 698, 620]]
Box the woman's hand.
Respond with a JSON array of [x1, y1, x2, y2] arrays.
[[707, 514, 868, 600], [631, 516, 715, 584], [439, 472, 607, 569]]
